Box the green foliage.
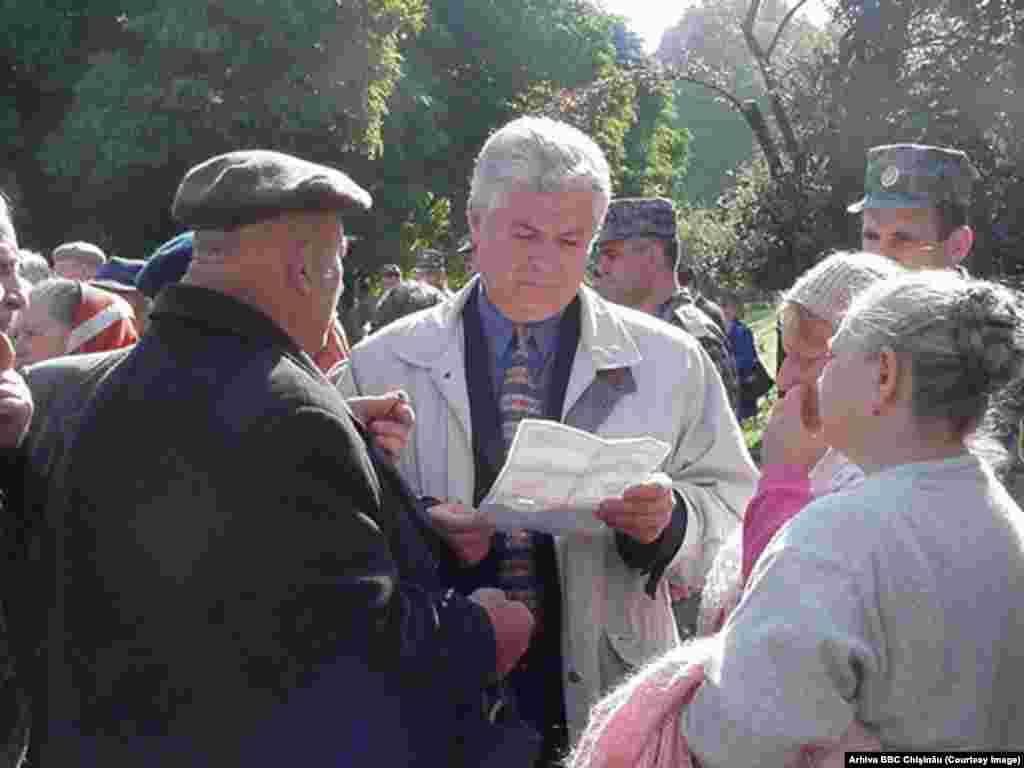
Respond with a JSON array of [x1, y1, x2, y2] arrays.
[[30, 0, 426, 184], [541, 64, 692, 199], [366, 0, 620, 264], [670, 79, 757, 206], [399, 192, 451, 264], [620, 79, 691, 199]]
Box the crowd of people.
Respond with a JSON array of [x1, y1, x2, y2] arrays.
[[0, 117, 1019, 768]]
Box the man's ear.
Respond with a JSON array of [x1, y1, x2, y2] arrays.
[[945, 225, 974, 267], [468, 207, 483, 241], [876, 346, 903, 410], [285, 240, 314, 296]]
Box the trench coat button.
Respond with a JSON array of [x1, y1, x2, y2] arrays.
[[568, 669, 583, 684]]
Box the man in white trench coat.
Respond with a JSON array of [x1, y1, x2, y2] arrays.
[[336, 116, 757, 766]]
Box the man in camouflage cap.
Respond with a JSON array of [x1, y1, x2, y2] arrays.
[[413, 247, 453, 298], [595, 197, 739, 414], [850, 143, 978, 269]]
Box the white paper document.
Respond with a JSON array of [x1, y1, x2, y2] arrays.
[[479, 419, 672, 535]]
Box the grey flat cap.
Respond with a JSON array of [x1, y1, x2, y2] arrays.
[[52, 241, 107, 265], [172, 150, 372, 230]]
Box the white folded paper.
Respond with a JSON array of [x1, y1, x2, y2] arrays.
[[479, 418, 672, 535]]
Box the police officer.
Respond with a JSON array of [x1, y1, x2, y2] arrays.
[[849, 143, 978, 269], [778, 143, 979, 381]]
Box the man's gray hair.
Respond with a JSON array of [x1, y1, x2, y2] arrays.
[[17, 249, 54, 285], [468, 116, 612, 227], [29, 278, 80, 329]]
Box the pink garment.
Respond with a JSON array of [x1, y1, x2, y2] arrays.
[[567, 638, 881, 768], [742, 464, 813, 586]]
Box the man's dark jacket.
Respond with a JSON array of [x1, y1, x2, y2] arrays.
[[31, 285, 507, 766]]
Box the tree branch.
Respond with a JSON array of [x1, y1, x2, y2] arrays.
[[741, 0, 803, 178], [662, 68, 747, 112], [766, 0, 810, 60]]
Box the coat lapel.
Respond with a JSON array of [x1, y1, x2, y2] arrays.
[[564, 366, 637, 434], [562, 286, 643, 430]]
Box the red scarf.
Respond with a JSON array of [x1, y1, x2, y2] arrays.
[[66, 283, 139, 355]]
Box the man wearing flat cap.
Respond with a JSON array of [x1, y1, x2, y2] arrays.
[[51, 241, 107, 282], [414, 247, 454, 298], [595, 197, 739, 416], [851, 143, 978, 269], [35, 150, 536, 766]]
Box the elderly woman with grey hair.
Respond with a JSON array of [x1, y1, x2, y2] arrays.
[[15, 278, 138, 367]]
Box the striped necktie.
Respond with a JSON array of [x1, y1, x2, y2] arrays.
[[496, 325, 545, 635]]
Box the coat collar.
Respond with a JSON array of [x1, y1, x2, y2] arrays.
[[151, 284, 321, 377], [387, 276, 644, 375]]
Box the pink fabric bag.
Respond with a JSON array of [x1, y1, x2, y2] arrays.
[[567, 637, 880, 768]]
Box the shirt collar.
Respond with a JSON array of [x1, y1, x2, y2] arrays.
[[476, 282, 563, 363]]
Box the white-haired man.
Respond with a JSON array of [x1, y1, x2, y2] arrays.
[[337, 116, 757, 765]]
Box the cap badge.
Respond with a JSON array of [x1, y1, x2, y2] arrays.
[[880, 165, 900, 188]]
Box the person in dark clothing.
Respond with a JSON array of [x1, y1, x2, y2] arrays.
[[0, 192, 46, 765], [370, 279, 446, 334], [722, 296, 760, 422], [32, 151, 535, 767]]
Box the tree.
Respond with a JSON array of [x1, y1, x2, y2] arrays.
[[809, 0, 1024, 276], [1, 0, 426, 255], [656, 0, 821, 205], [345, 0, 619, 276], [665, 0, 1024, 289]]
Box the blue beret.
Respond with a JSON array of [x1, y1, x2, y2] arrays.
[[135, 231, 194, 299], [95, 257, 146, 287]]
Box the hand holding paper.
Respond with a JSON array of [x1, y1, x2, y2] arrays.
[[479, 419, 672, 535], [595, 480, 673, 544]]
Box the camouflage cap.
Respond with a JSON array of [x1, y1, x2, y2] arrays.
[[172, 150, 372, 230], [414, 248, 446, 272], [847, 144, 978, 213], [598, 197, 677, 244]]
